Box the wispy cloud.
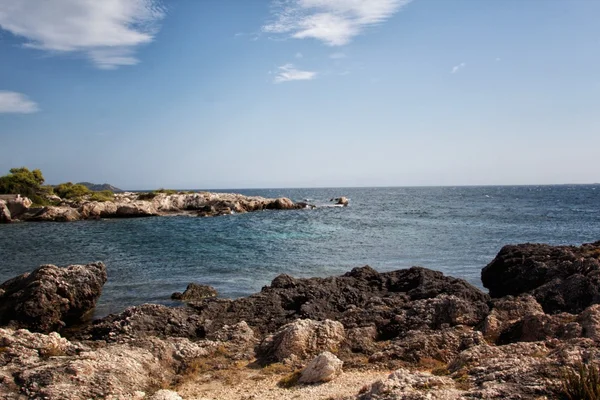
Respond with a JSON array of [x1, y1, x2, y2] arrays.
[[295, 52, 304, 58], [263, 0, 412, 46], [274, 64, 317, 83], [0, 91, 39, 114], [0, 0, 165, 69], [451, 62, 466, 74], [330, 52, 347, 59], [495, 57, 501, 62]]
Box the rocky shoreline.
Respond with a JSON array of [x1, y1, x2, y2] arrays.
[[1, 241, 600, 399], [0, 191, 312, 223]]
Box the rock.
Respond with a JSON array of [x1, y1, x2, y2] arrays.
[[189, 266, 489, 343], [6, 195, 32, 217], [265, 197, 296, 210], [0, 328, 211, 400], [171, 283, 218, 301], [369, 327, 485, 364], [298, 351, 343, 383], [480, 295, 544, 341], [257, 319, 345, 364], [0, 262, 107, 332], [336, 197, 349, 206], [481, 241, 600, 314], [497, 312, 582, 344], [27, 206, 81, 222], [79, 201, 118, 219], [355, 368, 460, 400], [148, 389, 183, 400], [0, 200, 11, 222], [78, 304, 205, 341], [115, 201, 159, 217]]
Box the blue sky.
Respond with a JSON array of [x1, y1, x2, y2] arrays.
[[0, 0, 599, 189]]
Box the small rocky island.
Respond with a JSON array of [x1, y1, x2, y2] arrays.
[[0, 191, 310, 223], [2, 241, 600, 399]]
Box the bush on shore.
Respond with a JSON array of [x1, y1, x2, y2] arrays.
[[54, 182, 91, 199], [89, 190, 115, 202], [0, 167, 50, 205]]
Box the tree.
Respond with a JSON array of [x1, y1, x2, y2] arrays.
[[0, 167, 45, 198]]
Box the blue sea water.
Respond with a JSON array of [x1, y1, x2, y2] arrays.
[[1, 185, 600, 317]]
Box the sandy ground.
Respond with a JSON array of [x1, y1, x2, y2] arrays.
[[176, 368, 389, 400]]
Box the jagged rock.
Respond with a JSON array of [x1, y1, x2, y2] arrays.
[[257, 319, 345, 364], [0, 328, 212, 400], [497, 312, 581, 344], [0, 263, 107, 332], [481, 241, 600, 313], [0, 200, 11, 222], [79, 201, 118, 218], [369, 327, 485, 364], [77, 304, 205, 341], [298, 351, 343, 383], [171, 283, 217, 301], [189, 266, 489, 342], [265, 197, 295, 210], [480, 295, 544, 341]]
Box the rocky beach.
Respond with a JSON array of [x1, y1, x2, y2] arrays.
[[2, 241, 600, 399]]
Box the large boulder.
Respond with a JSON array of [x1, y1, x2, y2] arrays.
[[115, 201, 159, 217], [257, 319, 345, 364], [298, 351, 343, 383], [7, 196, 32, 218], [482, 242, 600, 314], [0, 262, 107, 332]]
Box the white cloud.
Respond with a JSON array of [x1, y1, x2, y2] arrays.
[[263, 0, 412, 46], [330, 52, 347, 59], [451, 62, 466, 74], [495, 57, 501, 62], [0, 91, 39, 114], [0, 0, 165, 69], [295, 52, 304, 58], [274, 63, 317, 83]]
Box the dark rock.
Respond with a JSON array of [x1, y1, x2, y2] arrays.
[[171, 283, 217, 301], [481, 242, 600, 314], [78, 304, 205, 341], [191, 266, 489, 341], [0, 263, 107, 333], [497, 312, 582, 344]]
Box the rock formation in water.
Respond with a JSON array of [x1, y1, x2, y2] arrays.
[[2, 241, 600, 399], [1, 191, 310, 223]]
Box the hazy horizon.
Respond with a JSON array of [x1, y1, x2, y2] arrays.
[[1, 0, 599, 189]]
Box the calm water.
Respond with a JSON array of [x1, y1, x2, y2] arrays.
[[1, 186, 600, 317]]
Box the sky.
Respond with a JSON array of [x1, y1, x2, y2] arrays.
[[0, 0, 599, 189]]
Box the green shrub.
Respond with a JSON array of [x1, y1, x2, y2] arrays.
[[89, 190, 114, 202], [137, 192, 157, 200], [154, 188, 177, 195], [54, 182, 91, 199], [562, 362, 600, 400]]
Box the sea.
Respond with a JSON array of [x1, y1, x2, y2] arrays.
[[1, 185, 599, 318]]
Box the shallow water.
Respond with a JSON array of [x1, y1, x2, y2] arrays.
[[1, 185, 599, 317]]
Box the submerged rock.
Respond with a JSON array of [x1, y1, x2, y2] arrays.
[[0, 262, 107, 333]]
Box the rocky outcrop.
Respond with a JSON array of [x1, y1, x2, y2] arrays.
[[0, 263, 107, 333], [5, 191, 310, 222], [184, 266, 489, 342], [171, 283, 218, 301], [298, 351, 343, 383], [481, 241, 600, 314]]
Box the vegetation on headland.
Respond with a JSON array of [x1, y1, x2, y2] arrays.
[[0, 167, 115, 204]]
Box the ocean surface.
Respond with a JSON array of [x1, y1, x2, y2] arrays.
[[1, 185, 600, 318]]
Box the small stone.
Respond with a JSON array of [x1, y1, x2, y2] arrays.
[[298, 351, 343, 384]]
